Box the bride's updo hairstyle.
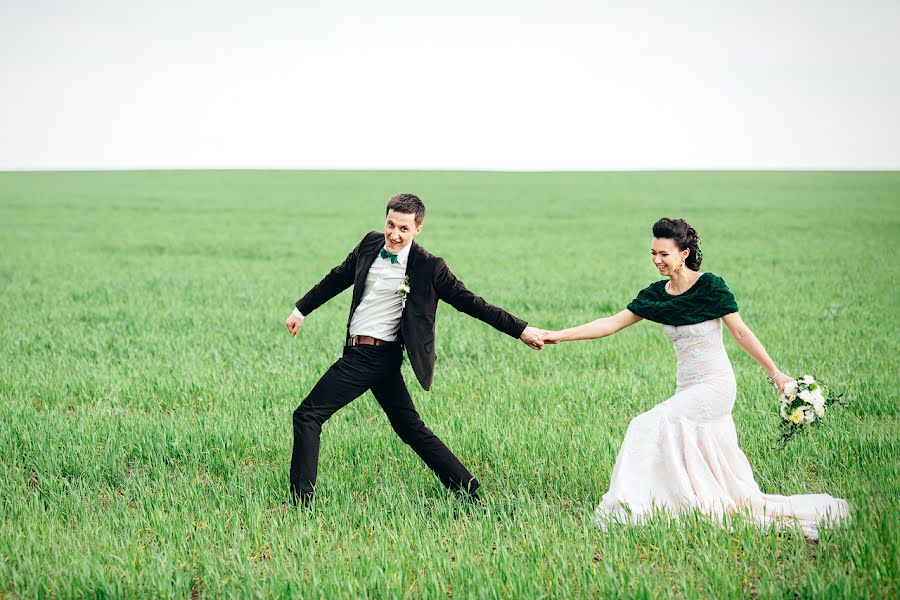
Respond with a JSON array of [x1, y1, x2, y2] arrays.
[[652, 218, 703, 271]]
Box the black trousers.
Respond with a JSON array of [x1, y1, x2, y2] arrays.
[[290, 344, 479, 502]]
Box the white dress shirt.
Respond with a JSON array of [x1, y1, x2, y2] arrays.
[[292, 242, 410, 342]]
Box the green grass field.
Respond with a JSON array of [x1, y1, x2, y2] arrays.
[[1, 170, 898, 598]]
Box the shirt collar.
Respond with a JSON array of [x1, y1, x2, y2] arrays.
[[383, 241, 412, 266]]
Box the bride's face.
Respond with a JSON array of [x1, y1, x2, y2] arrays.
[[651, 237, 689, 276]]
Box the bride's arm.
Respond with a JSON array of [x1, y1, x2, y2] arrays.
[[722, 312, 791, 389], [544, 309, 642, 343]]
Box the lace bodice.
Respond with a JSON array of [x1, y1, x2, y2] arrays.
[[661, 319, 735, 394]]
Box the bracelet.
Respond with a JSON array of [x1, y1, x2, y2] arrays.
[[766, 370, 784, 388]]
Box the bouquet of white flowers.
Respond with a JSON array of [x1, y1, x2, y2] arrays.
[[773, 374, 845, 444]]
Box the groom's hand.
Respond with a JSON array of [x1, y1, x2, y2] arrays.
[[285, 314, 304, 337], [519, 326, 545, 350]]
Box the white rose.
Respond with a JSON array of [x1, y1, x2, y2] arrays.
[[803, 409, 816, 423], [798, 389, 813, 403], [811, 389, 825, 407], [810, 390, 826, 414], [802, 375, 815, 385], [783, 380, 798, 397]]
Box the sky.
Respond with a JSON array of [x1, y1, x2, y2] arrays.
[[1, 0, 898, 171]]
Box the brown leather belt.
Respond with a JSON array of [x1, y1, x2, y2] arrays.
[[346, 335, 399, 347]]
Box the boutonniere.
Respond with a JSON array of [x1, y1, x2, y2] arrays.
[[395, 275, 410, 310]]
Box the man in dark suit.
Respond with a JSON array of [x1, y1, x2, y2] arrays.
[[284, 193, 544, 505]]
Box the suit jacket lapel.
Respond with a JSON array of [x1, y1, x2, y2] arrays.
[[398, 242, 418, 341], [350, 238, 381, 314], [406, 241, 419, 278], [403, 242, 419, 310]]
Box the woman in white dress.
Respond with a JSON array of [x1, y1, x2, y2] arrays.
[[543, 218, 849, 539]]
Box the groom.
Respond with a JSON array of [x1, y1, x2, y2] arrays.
[[285, 193, 544, 504]]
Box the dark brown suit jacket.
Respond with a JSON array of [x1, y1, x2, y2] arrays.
[[296, 232, 527, 390]]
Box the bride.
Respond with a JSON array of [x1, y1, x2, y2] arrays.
[[543, 218, 849, 539]]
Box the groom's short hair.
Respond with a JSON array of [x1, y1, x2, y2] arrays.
[[387, 193, 426, 226]]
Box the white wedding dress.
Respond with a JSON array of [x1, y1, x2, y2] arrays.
[[593, 318, 849, 539]]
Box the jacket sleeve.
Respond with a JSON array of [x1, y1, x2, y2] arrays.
[[432, 257, 527, 339], [295, 235, 367, 316]]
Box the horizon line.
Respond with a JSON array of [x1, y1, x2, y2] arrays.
[[2, 167, 899, 174]]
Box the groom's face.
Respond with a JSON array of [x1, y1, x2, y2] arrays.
[[384, 210, 422, 253]]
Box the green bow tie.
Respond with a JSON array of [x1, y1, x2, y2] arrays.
[[380, 248, 399, 264]]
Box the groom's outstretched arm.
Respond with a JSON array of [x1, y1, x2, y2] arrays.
[[433, 258, 543, 348], [286, 235, 367, 337]]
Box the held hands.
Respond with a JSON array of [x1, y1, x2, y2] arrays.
[[542, 330, 562, 345], [519, 327, 565, 350], [285, 314, 304, 337], [519, 326, 546, 350]]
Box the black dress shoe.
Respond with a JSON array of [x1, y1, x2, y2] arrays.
[[465, 491, 484, 505], [289, 488, 314, 508], [453, 485, 483, 504]]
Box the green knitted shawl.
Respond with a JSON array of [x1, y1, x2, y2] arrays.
[[627, 272, 739, 326]]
